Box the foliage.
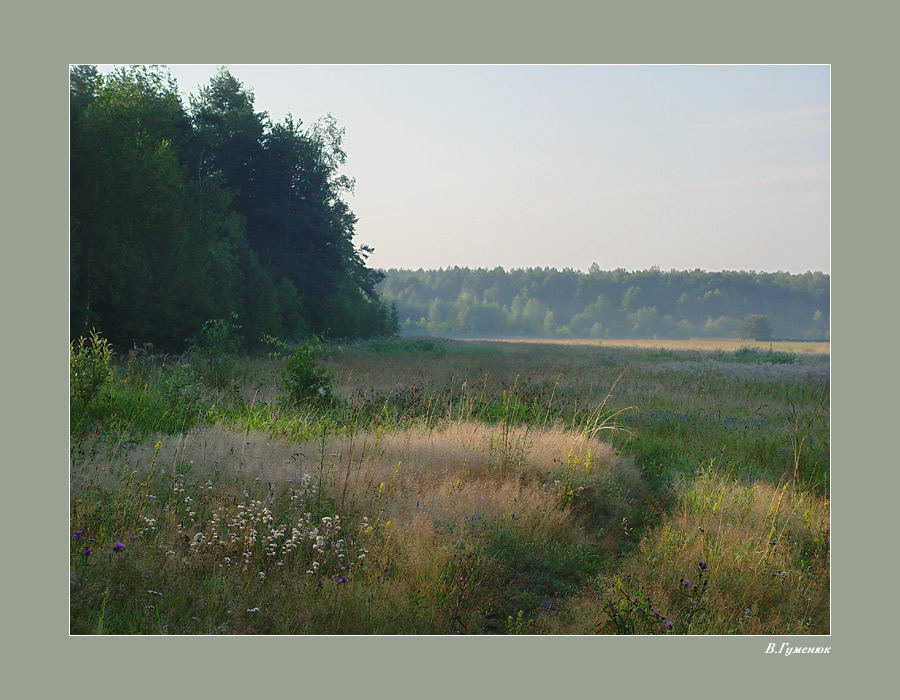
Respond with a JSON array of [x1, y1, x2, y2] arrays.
[[265, 335, 335, 404], [379, 267, 829, 340], [70, 330, 114, 425], [738, 314, 773, 341], [714, 346, 797, 364], [188, 316, 243, 387], [70, 65, 397, 351], [597, 563, 710, 634]]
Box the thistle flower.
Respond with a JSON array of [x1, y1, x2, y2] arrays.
[[82, 547, 91, 557], [337, 576, 348, 584], [699, 561, 708, 571], [113, 541, 125, 551], [72, 529, 84, 540]]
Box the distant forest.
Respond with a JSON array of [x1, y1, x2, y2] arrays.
[[70, 65, 398, 351], [379, 266, 829, 340]]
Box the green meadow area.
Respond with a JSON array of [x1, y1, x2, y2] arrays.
[[70, 335, 829, 634]]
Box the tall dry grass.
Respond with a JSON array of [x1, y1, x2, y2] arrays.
[[540, 468, 829, 634]]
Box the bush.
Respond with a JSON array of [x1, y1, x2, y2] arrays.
[[265, 335, 335, 404], [70, 329, 114, 426], [188, 315, 242, 387]]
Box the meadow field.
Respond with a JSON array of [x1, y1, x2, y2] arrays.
[[70, 336, 829, 634], [475, 337, 830, 355]]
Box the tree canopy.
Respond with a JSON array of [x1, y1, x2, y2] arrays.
[[378, 266, 829, 340], [70, 65, 398, 351]]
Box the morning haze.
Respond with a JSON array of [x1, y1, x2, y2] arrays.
[[114, 64, 830, 275]]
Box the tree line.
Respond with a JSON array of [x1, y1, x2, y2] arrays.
[[378, 266, 829, 340], [70, 65, 398, 352]]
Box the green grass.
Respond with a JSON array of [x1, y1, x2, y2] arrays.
[[70, 336, 829, 634]]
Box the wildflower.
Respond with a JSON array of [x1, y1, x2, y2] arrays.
[[652, 609, 660, 616], [699, 561, 708, 571], [72, 529, 84, 540], [113, 541, 126, 551], [683, 579, 690, 587], [664, 620, 673, 629], [337, 576, 348, 584], [82, 547, 91, 557]]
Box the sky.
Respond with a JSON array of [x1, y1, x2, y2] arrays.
[[97, 64, 830, 274]]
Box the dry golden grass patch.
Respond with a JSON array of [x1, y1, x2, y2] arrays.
[[475, 337, 830, 355], [77, 420, 625, 504], [541, 469, 829, 634]]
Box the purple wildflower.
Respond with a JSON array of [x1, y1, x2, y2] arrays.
[[683, 579, 690, 587], [664, 620, 673, 629], [113, 541, 125, 551], [73, 530, 84, 540], [82, 547, 91, 557], [699, 561, 708, 571], [652, 609, 660, 616], [337, 576, 348, 584]]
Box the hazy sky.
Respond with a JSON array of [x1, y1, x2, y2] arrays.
[[97, 64, 830, 274]]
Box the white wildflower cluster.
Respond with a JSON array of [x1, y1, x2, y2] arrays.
[[302, 514, 369, 577], [139, 516, 157, 536], [289, 473, 317, 506], [177, 485, 371, 581], [304, 515, 342, 575]]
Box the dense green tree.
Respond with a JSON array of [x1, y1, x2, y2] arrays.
[[70, 65, 398, 350], [737, 314, 773, 341]]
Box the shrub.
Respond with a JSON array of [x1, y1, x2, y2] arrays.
[[265, 335, 335, 404], [188, 315, 242, 387], [70, 329, 114, 425]]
